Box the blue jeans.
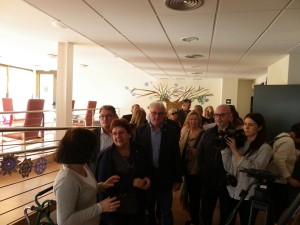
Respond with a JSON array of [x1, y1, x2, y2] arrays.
[[147, 188, 173, 225]]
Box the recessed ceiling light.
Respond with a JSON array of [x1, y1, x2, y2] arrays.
[[181, 37, 199, 42], [185, 54, 204, 58], [191, 72, 203, 75], [192, 65, 201, 68], [51, 21, 67, 29], [47, 54, 58, 59], [80, 64, 88, 68]]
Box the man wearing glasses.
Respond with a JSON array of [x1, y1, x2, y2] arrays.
[[89, 105, 118, 175], [135, 101, 183, 225], [198, 104, 234, 225]]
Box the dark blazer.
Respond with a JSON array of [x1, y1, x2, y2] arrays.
[[87, 127, 102, 176], [122, 114, 132, 122], [198, 125, 231, 190], [96, 142, 151, 213], [135, 123, 183, 191], [177, 108, 190, 125]]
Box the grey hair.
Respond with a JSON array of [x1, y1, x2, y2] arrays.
[[148, 101, 166, 112]]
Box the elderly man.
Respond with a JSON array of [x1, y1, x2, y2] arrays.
[[198, 104, 234, 225], [135, 101, 183, 225]]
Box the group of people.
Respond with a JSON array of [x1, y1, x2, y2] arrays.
[[52, 100, 300, 225]]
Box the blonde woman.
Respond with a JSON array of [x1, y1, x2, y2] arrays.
[[179, 110, 204, 225], [130, 108, 147, 129]]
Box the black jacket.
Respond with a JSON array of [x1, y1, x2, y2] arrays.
[[96, 141, 151, 213], [198, 125, 230, 190], [135, 123, 183, 191]]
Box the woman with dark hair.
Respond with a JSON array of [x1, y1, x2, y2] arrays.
[[96, 118, 151, 225], [221, 113, 272, 225], [54, 128, 120, 225]]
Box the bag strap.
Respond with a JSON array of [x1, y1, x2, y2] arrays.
[[268, 134, 292, 163], [269, 135, 291, 147], [193, 130, 205, 148]]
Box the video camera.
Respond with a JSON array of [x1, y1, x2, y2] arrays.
[[213, 129, 246, 149], [239, 168, 280, 202], [239, 168, 280, 182]]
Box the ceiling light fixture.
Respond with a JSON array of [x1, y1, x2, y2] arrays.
[[80, 64, 88, 68], [47, 54, 58, 59], [51, 20, 68, 29], [181, 37, 199, 42], [192, 65, 201, 68], [190, 72, 203, 76], [185, 54, 204, 58], [164, 0, 203, 11]]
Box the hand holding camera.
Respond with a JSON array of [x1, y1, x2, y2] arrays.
[[225, 137, 241, 158]]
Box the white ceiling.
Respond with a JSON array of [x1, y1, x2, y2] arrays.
[[0, 0, 300, 80]]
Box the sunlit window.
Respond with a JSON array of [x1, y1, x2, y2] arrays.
[[8, 68, 35, 110], [0, 66, 7, 98]]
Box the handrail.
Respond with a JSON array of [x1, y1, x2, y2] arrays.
[[0, 145, 57, 157], [0, 126, 100, 155], [0, 126, 100, 132], [0, 109, 56, 115], [0, 107, 120, 116]]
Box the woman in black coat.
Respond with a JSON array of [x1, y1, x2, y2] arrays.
[[96, 118, 151, 225]]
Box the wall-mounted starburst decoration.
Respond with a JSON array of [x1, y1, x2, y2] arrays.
[[0, 153, 19, 176], [19, 158, 33, 178], [34, 156, 47, 175]]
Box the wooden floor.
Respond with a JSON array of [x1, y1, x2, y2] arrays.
[[172, 190, 267, 225]]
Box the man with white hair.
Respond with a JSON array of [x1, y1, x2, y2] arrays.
[[135, 101, 183, 225]]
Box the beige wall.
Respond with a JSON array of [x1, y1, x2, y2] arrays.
[[267, 55, 289, 84], [288, 53, 300, 84], [237, 80, 253, 118], [221, 78, 238, 106]]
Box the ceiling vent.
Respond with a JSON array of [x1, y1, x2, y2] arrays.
[[164, 0, 203, 11]]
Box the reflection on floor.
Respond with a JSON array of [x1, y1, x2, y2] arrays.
[[172, 190, 268, 225]]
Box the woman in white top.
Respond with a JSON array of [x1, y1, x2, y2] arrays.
[[54, 128, 121, 225], [221, 113, 272, 225]]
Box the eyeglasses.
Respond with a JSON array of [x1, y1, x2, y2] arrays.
[[170, 112, 178, 115], [150, 111, 165, 117], [99, 114, 114, 120], [213, 113, 228, 118]]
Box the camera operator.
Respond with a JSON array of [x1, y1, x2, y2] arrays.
[[198, 104, 235, 225], [221, 113, 272, 225]]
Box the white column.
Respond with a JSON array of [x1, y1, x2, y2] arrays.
[[55, 42, 74, 140]]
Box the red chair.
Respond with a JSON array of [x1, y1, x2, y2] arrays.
[[2, 98, 14, 126], [72, 101, 97, 126], [2, 99, 45, 149]]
